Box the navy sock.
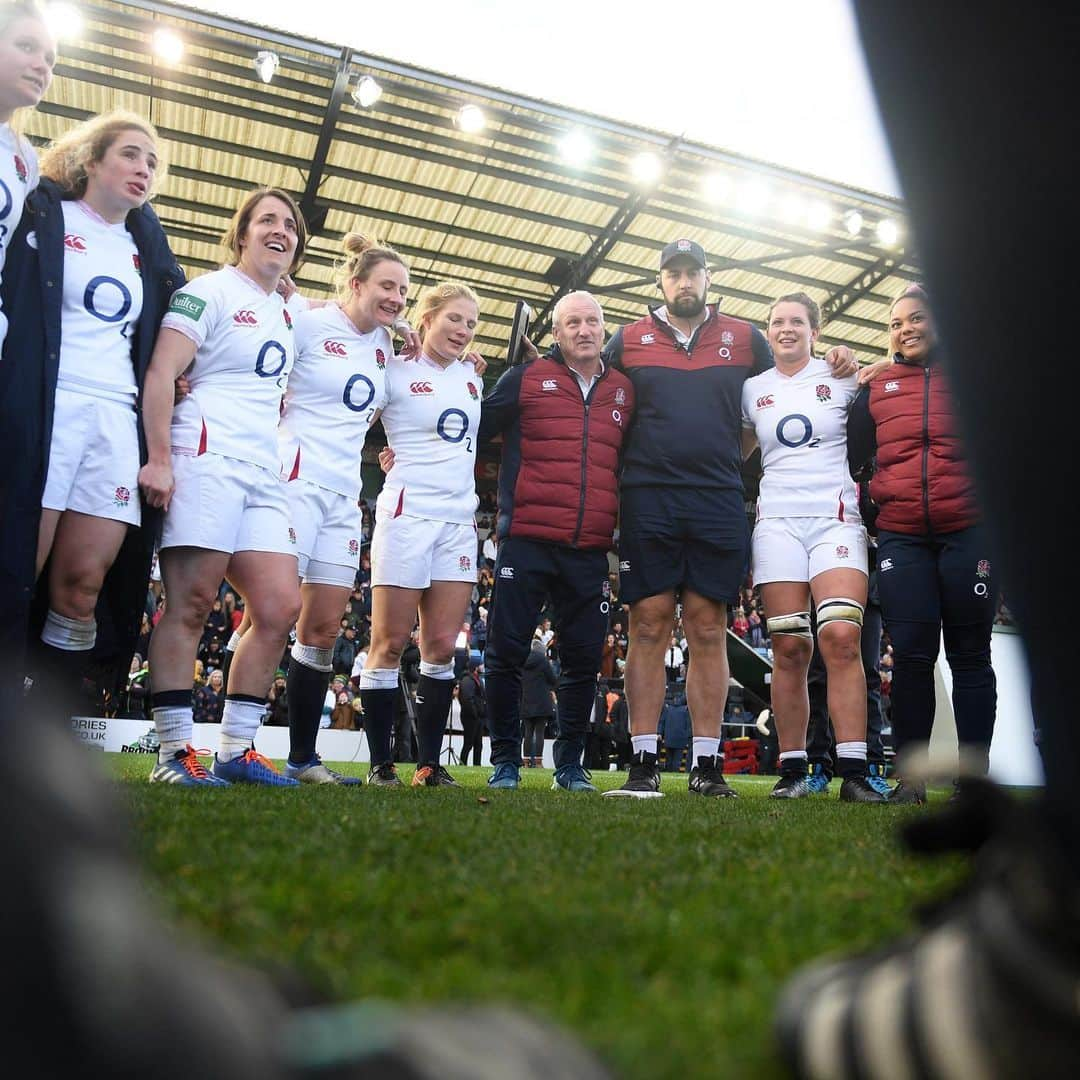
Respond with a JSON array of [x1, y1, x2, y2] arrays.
[[415, 674, 454, 766], [360, 686, 398, 766], [286, 659, 330, 766]]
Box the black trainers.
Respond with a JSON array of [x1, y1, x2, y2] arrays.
[[776, 780, 1080, 1077], [602, 750, 663, 798], [688, 755, 737, 798], [770, 772, 811, 799], [889, 779, 928, 805], [839, 774, 889, 803], [367, 762, 403, 787]]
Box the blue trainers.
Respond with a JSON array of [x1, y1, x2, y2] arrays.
[[806, 763, 831, 794], [149, 745, 230, 786], [867, 763, 892, 797], [552, 764, 597, 792], [213, 747, 300, 786], [285, 753, 362, 785], [487, 762, 520, 789]]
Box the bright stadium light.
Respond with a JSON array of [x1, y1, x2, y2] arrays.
[[253, 50, 279, 84], [701, 171, 731, 204], [351, 75, 381, 108], [843, 209, 864, 237], [877, 218, 900, 246], [558, 128, 593, 166], [736, 178, 771, 216], [779, 192, 805, 225], [152, 28, 184, 65], [630, 151, 663, 185], [43, 2, 83, 40], [456, 104, 486, 134], [806, 200, 833, 231]]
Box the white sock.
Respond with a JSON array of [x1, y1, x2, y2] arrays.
[[154, 706, 193, 762], [218, 698, 266, 760], [41, 609, 96, 651], [779, 750, 808, 769], [836, 740, 868, 763], [291, 640, 332, 672], [631, 734, 658, 757], [359, 668, 399, 690], [692, 736, 720, 762], [419, 659, 454, 679]]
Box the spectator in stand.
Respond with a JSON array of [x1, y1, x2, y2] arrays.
[[458, 656, 487, 766], [332, 623, 359, 677], [659, 694, 691, 772], [471, 605, 488, 654], [329, 689, 357, 730], [124, 654, 150, 721], [664, 634, 685, 684], [747, 607, 765, 649], [481, 529, 497, 571], [201, 597, 227, 648], [849, 284, 998, 803], [730, 607, 750, 640], [193, 669, 225, 725], [599, 632, 624, 681], [135, 612, 152, 665], [198, 635, 225, 674], [608, 689, 632, 769], [520, 636, 557, 767], [264, 670, 287, 727]]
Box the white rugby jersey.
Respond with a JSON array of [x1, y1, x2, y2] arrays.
[[742, 356, 861, 522], [376, 354, 481, 525], [0, 123, 39, 347], [55, 201, 143, 402], [162, 265, 297, 471], [278, 304, 391, 498]]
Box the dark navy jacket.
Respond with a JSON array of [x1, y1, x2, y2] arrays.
[[0, 178, 184, 702]]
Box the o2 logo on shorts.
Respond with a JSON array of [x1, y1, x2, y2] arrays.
[[436, 408, 472, 451], [113, 486, 131, 508]]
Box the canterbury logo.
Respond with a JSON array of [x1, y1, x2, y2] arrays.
[[64, 234, 87, 253], [409, 381, 434, 394], [324, 340, 347, 356], [233, 310, 258, 326], [756, 394, 775, 409]]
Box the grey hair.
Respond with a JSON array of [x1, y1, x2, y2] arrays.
[[552, 290, 604, 331]]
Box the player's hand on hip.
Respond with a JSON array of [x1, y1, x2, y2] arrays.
[[825, 345, 858, 377], [138, 461, 175, 511], [173, 374, 191, 404], [378, 447, 395, 474]]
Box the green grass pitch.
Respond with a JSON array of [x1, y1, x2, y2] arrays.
[[110, 755, 965, 1078]]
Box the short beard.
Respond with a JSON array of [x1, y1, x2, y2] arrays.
[[668, 293, 706, 319]]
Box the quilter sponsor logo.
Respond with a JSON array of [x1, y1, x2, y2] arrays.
[[409, 382, 433, 395], [233, 310, 258, 326], [64, 233, 87, 254], [324, 340, 347, 357], [168, 292, 206, 321]]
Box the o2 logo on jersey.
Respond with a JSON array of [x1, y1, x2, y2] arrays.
[[255, 340, 288, 386], [84, 275, 133, 325], [342, 373, 376, 413], [324, 340, 347, 357], [437, 407, 471, 449], [410, 381, 434, 395], [776, 413, 820, 449]]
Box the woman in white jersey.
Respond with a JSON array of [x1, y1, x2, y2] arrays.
[[277, 233, 409, 785], [741, 291, 884, 803], [0, 109, 182, 723], [360, 283, 482, 787], [138, 187, 308, 787], [0, 1, 53, 346]]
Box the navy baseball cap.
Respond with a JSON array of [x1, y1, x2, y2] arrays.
[[659, 238, 707, 270]]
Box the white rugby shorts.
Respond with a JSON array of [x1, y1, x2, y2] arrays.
[[161, 450, 296, 557], [285, 478, 362, 587], [370, 513, 477, 589], [42, 387, 141, 526], [751, 517, 868, 586]]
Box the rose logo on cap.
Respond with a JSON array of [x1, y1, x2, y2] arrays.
[[659, 238, 707, 270]]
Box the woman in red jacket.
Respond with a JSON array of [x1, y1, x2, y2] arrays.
[[848, 284, 997, 802]]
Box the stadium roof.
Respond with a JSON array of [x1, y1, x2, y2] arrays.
[[30, 0, 922, 372]]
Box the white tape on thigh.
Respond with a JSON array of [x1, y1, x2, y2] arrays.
[[817, 597, 865, 629], [766, 611, 812, 639]]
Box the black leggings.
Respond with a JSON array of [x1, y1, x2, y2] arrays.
[[875, 526, 997, 770]]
